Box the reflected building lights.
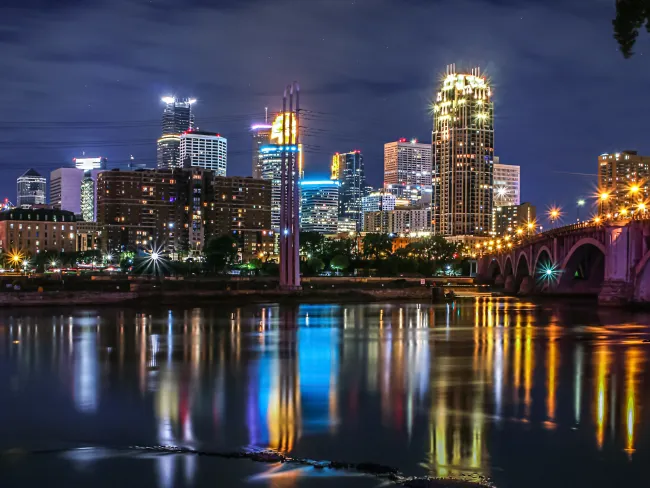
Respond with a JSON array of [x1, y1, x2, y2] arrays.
[[73, 324, 98, 413], [545, 323, 559, 426], [574, 345, 584, 424], [624, 348, 641, 456], [1, 300, 650, 481], [595, 346, 610, 449]]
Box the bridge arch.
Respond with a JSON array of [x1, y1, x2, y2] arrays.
[[486, 258, 501, 281], [533, 247, 554, 291], [515, 252, 531, 291], [534, 245, 553, 273], [560, 238, 606, 271], [503, 256, 514, 277], [557, 239, 605, 293]]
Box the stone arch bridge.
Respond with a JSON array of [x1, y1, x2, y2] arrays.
[[477, 219, 650, 305]]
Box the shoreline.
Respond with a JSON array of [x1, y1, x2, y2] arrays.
[[0, 287, 444, 308]]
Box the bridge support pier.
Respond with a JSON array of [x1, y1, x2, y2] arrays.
[[598, 223, 632, 306]]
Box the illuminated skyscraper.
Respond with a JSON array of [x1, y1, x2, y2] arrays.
[[331, 151, 366, 230], [260, 113, 302, 233], [157, 97, 196, 169], [251, 123, 272, 179], [383, 139, 432, 202], [300, 181, 339, 234], [17, 169, 46, 208], [432, 65, 494, 236], [493, 159, 520, 207]]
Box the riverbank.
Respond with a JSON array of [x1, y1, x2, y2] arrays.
[[0, 286, 461, 308]]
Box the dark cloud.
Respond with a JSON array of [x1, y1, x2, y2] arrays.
[[0, 0, 647, 216]]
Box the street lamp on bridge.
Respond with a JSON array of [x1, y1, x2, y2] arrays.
[[577, 199, 585, 221]]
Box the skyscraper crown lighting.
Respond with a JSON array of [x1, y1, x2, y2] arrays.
[[432, 64, 494, 236]]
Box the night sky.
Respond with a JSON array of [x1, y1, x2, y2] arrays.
[[2, 0, 649, 224]]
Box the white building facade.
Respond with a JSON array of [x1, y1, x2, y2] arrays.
[[384, 139, 432, 189], [180, 130, 227, 176], [493, 159, 520, 207]]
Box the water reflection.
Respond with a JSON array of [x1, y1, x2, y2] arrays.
[[0, 298, 649, 487]]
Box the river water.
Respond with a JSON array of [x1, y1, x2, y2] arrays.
[[0, 298, 649, 487]]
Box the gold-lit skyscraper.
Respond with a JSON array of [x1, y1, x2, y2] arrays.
[[432, 65, 494, 236]]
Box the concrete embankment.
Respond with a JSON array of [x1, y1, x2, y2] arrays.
[[0, 286, 443, 308]]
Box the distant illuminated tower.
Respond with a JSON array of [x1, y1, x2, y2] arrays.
[[331, 151, 366, 230], [17, 169, 46, 208], [157, 96, 196, 169], [251, 114, 272, 179], [74, 156, 107, 171], [261, 111, 303, 233], [432, 65, 494, 236]]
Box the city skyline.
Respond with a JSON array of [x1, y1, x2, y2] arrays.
[[2, 1, 650, 222]]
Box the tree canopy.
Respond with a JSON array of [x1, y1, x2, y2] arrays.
[[614, 0, 650, 58]]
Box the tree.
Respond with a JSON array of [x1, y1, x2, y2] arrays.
[[300, 231, 325, 258], [323, 237, 355, 260], [614, 0, 650, 58], [362, 233, 393, 260], [305, 256, 325, 275], [420, 235, 460, 263], [204, 234, 238, 273], [330, 254, 349, 271]]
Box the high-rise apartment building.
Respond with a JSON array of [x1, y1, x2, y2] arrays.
[[17, 169, 46, 208], [493, 158, 520, 207], [179, 130, 227, 176], [300, 180, 340, 234], [383, 139, 432, 195], [157, 97, 196, 169], [97, 169, 181, 253], [97, 169, 273, 259], [598, 151, 650, 211], [432, 65, 494, 236], [363, 208, 432, 235], [492, 202, 536, 237], [331, 151, 366, 230], [208, 176, 273, 261], [251, 123, 272, 179]]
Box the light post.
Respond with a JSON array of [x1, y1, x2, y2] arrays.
[[548, 207, 561, 229], [527, 221, 534, 237], [577, 199, 585, 222]]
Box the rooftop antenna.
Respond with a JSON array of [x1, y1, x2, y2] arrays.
[[265, 107, 268, 124]]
